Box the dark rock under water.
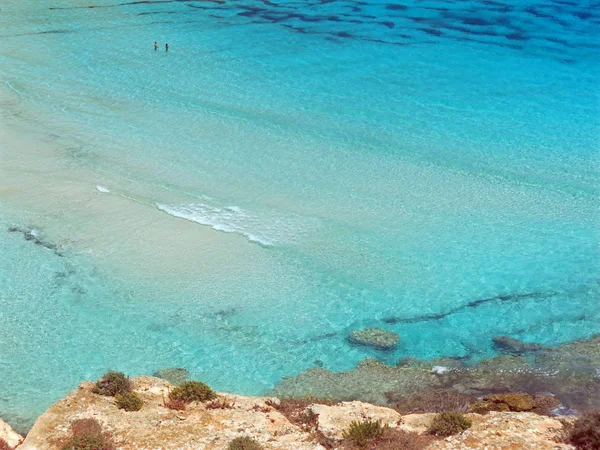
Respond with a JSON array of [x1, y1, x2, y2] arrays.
[[273, 334, 600, 414]]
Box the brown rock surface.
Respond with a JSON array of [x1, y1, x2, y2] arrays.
[[11, 377, 576, 450], [18, 377, 319, 450], [486, 393, 536, 411], [308, 401, 401, 439], [0, 418, 23, 448], [399, 413, 438, 434], [427, 412, 574, 450]]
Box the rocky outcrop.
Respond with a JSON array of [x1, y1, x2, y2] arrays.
[[427, 412, 573, 450], [18, 377, 317, 450], [308, 401, 402, 439], [0, 419, 23, 448], [348, 327, 400, 350], [468, 393, 561, 415], [275, 335, 600, 413], [7, 376, 576, 449]]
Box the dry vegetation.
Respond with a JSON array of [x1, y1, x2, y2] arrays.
[[389, 390, 475, 414], [206, 397, 236, 410], [60, 418, 115, 450], [339, 420, 434, 450], [566, 411, 600, 450]]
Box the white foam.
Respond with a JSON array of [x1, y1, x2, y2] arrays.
[[431, 365, 449, 374], [156, 202, 276, 246], [156, 200, 320, 247], [30, 228, 40, 238], [96, 185, 110, 193]]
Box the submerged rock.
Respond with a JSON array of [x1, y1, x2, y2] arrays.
[[492, 336, 542, 354], [356, 358, 388, 370], [275, 335, 600, 414], [348, 327, 400, 350], [152, 367, 190, 386]]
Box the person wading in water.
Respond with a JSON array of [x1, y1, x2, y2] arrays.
[[165, 43, 169, 52], [154, 41, 159, 50]]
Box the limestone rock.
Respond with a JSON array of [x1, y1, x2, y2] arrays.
[[19, 376, 319, 450], [348, 328, 400, 350], [486, 393, 536, 411], [308, 401, 401, 440], [427, 412, 575, 449], [398, 413, 437, 434], [152, 367, 190, 386], [0, 418, 23, 448], [492, 336, 542, 354], [468, 400, 511, 414], [12, 376, 578, 450], [469, 393, 561, 415]]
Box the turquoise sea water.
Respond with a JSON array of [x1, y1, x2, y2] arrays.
[[0, 0, 599, 432]]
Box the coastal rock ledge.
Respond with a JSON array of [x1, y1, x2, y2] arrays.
[[0, 418, 23, 448], [4, 376, 575, 449]]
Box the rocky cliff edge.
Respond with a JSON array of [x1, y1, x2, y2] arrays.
[[2, 376, 574, 449]]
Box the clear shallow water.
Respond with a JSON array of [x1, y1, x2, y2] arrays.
[[0, 0, 599, 433]]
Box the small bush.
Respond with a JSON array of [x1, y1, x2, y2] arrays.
[[0, 439, 13, 450], [340, 428, 434, 450], [568, 411, 600, 450], [427, 412, 472, 437], [92, 371, 132, 397], [342, 419, 388, 448], [168, 381, 216, 403], [227, 436, 263, 450], [70, 419, 103, 436], [165, 397, 186, 411], [115, 392, 143, 411], [61, 419, 114, 450], [61, 433, 105, 450]]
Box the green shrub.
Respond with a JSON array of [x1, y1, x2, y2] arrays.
[[92, 371, 132, 397], [342, 419, 388, 448], [227, 436, 263, 450], [115, 392, 143, 411], [61, 433, 105, 450], [0, 438, 13, 450], [568, 411, 600, 450], [427, 412, 472, 437], [168, 381, 216, 403], [61, 418, 114, 450]]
